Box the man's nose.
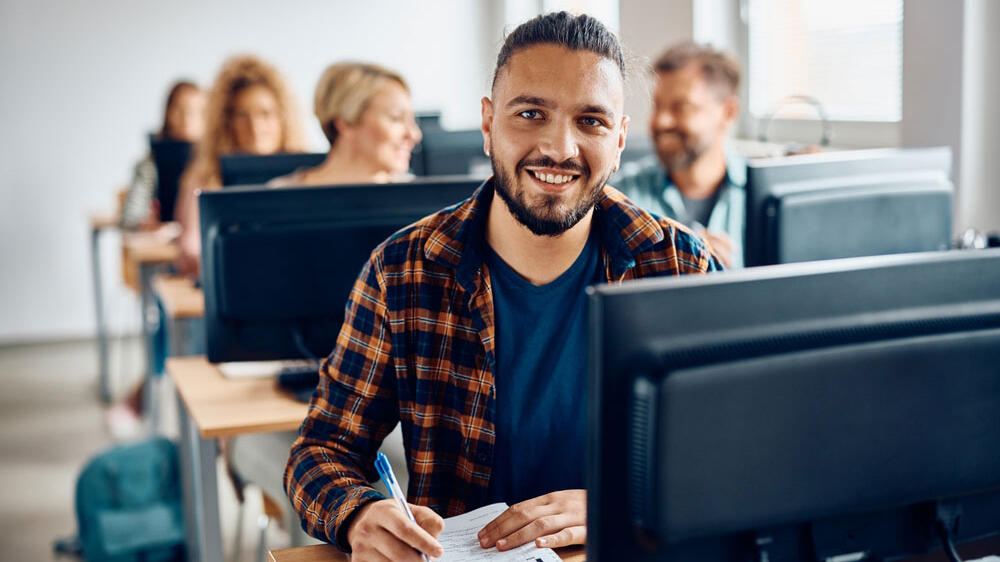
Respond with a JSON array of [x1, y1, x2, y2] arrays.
[[537, 120, 579, 164], [651, 109, 675, 131]]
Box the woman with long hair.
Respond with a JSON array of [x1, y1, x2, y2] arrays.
[[175, 54, 307, 274], [119, 80, 205, 230], [227, 61, 421, 550], [269, 61, 421, 187]]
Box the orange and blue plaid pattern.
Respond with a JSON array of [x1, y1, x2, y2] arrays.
[[284, 180, 721, 550]]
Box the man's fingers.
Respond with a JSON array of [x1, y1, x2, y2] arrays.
[[357, 547, 396, 562], [705, 230, 732, 250], [478, 497, 555, 547], [371, 537, 425, 562], [412, 504, 445, 537], [536, 525, 586, 549], [381, 509, 444, 558], [495, 514, 576, 551], [702, 231, 733, 268]]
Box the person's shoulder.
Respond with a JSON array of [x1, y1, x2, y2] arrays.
[[601, 186, 721, 274], [612, 154, 662, 195], [368, 196, 470, 271], [266, 168, 309, 188]]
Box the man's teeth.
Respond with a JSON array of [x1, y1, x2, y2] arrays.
[[530, 170, 575, 184]]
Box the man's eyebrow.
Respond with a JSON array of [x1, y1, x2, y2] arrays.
[[505, 95, 552, 109], [579, 104, 616, 119], [504, 96, 617, 120]]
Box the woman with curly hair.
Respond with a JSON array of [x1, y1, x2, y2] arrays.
[[269, 61, 422, 187], [175, 54, 307, 274]]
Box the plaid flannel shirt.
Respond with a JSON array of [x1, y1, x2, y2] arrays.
[[285, 180, 722, 550]]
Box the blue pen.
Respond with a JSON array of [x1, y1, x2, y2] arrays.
[[375, 452, 431, 562]]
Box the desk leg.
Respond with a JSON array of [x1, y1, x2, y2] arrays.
[[177, 393, 223, 562], [140, 263, 163, 430], [167, 316, 201, 358], [90, 226, 111, 404]]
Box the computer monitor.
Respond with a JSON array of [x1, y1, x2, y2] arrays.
[[588, 250, 1000, 562], [148, 136, 192, 222], [198, 176, 482, 362], [415, 111, 443, 132], [416, 129, 490, 177], [621, 135, 654, 168], [744, 147, 953, 267], [219, 152, 327, 187]]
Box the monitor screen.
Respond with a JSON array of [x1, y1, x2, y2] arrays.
[[587, 250, 1000, 561], [416, 129, 491, 177], [219, 152, 327, 187], [198, 176, 482, 362], [744, 147, 953, 267], [148, 136, 192, 222]]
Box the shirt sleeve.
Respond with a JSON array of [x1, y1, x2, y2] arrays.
[[119, 155, 157, 230], [671, 223, 725, 274], [284, 253, 398, 551]]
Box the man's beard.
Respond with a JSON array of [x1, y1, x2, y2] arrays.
[[654, 129, 711, 172], [490, 148, 610, 237]]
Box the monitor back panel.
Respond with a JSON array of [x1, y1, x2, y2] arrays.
[[149, 138, 192, 222], [587, 250, 1000, 561], [419, 129, 490, 177], [219, 152, 327, 187], [745, 147, 953, 266], [200, 177, 482, 362]]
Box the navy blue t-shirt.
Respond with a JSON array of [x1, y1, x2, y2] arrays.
[[485, 228, 603, 505]]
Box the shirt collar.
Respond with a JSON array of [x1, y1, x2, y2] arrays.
[[424, 178, 659, 282], [662, 150, 747, 193]]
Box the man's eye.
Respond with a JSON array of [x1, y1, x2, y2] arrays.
[[581, 117, 603, 127], [519, 109, 541, 120]]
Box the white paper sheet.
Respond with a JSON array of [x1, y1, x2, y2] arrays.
[[431, 502, 563, 562]]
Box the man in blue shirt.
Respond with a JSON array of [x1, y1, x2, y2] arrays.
[[616, 42, 746, 268], [286, 13, 721, 562]]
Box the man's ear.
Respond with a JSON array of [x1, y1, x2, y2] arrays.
[[723, 95, 740, 128], [614, 115, 630, 173], [481, 96, 494, 156]]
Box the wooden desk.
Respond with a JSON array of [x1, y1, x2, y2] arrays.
[[152, 274, 204, 358], [89, 212, 119, 403], [153, 274, 204, 319], [169, 356, 307, 438], [121, 227, 179, 294], [268, 543, 586, 561], [169, 356, 308, 562]]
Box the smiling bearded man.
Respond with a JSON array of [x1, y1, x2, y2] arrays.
[[285, 11, 723, 562]]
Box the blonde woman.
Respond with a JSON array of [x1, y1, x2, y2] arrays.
[[229, 61, 420, 550], [269, 62, 422, 187], [175, 54, 307, 274]]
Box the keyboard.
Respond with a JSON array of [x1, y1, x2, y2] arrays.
[[217, 359, 316, 379], [276, 365, 320, 403]]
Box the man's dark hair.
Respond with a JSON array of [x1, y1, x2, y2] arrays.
[[654, 41, 740, 98], [492, 11, 626, 89]]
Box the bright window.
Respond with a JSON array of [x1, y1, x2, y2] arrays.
[[747, 0, 903, 122]]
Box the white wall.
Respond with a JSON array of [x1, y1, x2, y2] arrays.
[[900, 0, 966, 228], [959, 0, 1000, 232], [0, 0, 491, 343], [618, 0, 693, 145]]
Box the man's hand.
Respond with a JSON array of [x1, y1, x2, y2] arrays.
[[696, 228, 733, 269], [477, 490, 586, 551], [346, 499, 444, 562]]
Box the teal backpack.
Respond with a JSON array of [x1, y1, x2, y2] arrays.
[[74, 436, 186, 561]]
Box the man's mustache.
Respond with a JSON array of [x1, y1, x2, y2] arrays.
[[517, 156, 588, 176]]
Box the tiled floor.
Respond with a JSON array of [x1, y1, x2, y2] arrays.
[[0, 337, 290, 561]]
